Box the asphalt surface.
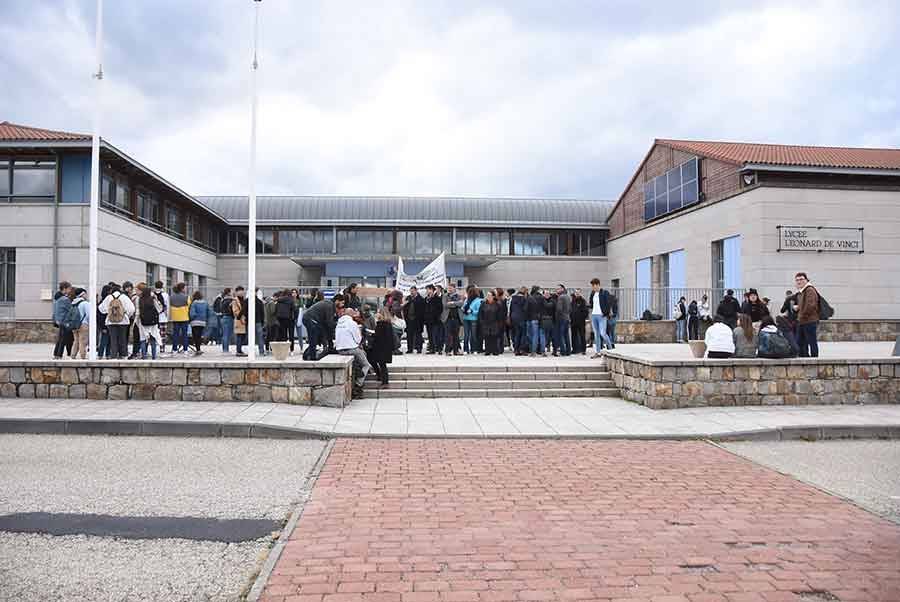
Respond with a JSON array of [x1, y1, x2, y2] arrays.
[[0, 434, 326, 601], [724, 440, 900, 523]]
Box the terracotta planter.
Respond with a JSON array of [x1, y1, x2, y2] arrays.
[[270, 341, 291, 361], [688, 339, 707, 359]]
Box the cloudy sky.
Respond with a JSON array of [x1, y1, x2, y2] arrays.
[[1, 1, 898, 199]]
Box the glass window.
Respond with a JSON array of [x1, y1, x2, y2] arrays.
[[654, 176, 667, 216], [682, 178, 698, 206], [337, 230, 392, 254], [146, 263, 156, 287], [166, 267, 175, 291], [454, 231, 508, 255], [115, 179, 129, 211], [101, 174, 114, 207], [208, 227, 219, 252], [514, 231, 550, 256], [0, 248, 14, 303], [12, 159, 56, 200], [186, 215, 201, 242], [256, 229, 274, 254], [166, 206, 182, 237], [397, 230, 451, 256], [278, 229, 333, 255], [0, 160, 9, 197], [136, 190, 159, 225], [198, 275, 207, 297]]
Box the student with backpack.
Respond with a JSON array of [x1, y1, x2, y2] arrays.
[[137, 287, 162, 359], [153, 281, 170, 354], [99, 283, 135, 359], [220, 288, 235, 353], [757, 315, 796, 359], [794, 272, 827, 358], [67, 288, 90, 359]]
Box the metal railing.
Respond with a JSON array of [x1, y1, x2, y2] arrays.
[[609, 287, 748, 320]]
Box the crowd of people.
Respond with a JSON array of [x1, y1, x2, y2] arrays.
[[701, 272, 825, 359]]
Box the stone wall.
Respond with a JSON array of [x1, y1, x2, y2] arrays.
[[0, 357, 354, 408], [606, 352, 900, 410], [0, 320, 59, 344], [603, 319, 899, 344]]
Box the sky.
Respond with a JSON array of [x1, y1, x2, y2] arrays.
[[1, 0, 898, 200]]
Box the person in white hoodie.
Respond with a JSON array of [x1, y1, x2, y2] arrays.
[[99, 283, 135, 359], [704, 314, 735, 359], [334, 308, 371, 397]]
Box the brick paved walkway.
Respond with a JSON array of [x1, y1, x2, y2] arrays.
[[260, 440, 900, 602]]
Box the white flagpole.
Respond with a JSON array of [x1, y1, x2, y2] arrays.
[[87, 0, 104, 361], [247, 0, 261, 360]]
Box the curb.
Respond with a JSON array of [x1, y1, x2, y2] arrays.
[[245, 438, 335, 602], [0, 418, 898, 441]]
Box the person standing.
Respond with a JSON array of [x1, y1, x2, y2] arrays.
[[508, 286, 527, 355], [704, 315, 735, 359], [525, 286, 543, 357], [555, 284, 572, 356], [368, 305, 394, 386], [715, 289, 740, 329], [153, 281, 170, 354], [687, 299, 700, 340], [606, 290, 618, 349], [188, 291, 209, 356], [124, 282, 142, 360], [219, 288, 235, 353], [68, 288, 90, 360], [137, 286, 162, 360], [461, 287, 482, 354], [587, 278, 612, 358], [97, 284, 112, 359], [168, 283, 191, 354], [570, 289, 588, 355], [99, 284, 135, 359], [52, 282, 74, 359], [794, 272, 820, 358], [674, 296, 688, 343], [403, 286, 425, 354], [699, 294, 712, 323], [478, 291, 502, 355], [540, 290, 556, 356], [423, 284, 442, 354], [275, 289, 298, 354], [343, 283, 362, 311], [264, 292, 279, 354], [443, 283, 463, 355], [232, 286, 249, 357]]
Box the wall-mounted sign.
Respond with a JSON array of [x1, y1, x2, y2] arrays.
[[777, 225, 864, 253]]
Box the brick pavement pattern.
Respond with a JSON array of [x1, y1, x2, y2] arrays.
[[260, 440, 900, 602]]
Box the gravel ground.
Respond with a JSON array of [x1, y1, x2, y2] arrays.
[[0, 435, 326, 601], [724, 440, 900, 523], [0, 434, 325, 519]]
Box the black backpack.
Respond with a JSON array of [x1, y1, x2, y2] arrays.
[[818, 292, 834, 320], [758, 330, 795, 358]]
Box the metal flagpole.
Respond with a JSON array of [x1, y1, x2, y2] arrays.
[[87, 0, 104, 361], [247, 0, 261, 360]]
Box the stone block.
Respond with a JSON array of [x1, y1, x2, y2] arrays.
[[153, 385, 180, 401], [722, 366, 734, 381], [86, 384, 107, 399], [662, 367, 677, 382], [321, 370, 334, 386], [252, 386, 272, 402], [696, 367, 710, 382], [34, 384, 49, 398], [68, 384, 86, 398], [49, 384, 68, 398], [38, 368, 60, 384], [200, 370, 221, 386], [289, 386, 312, 404], [147, 369, 173, 385], [763, 366, 786, 380], [676, 367, 695, 382], [0, 383, 15, 397], [130, 384, 156, 400], [108, 384, 129, 400], [186, 368, 201, 385], [761, 395, 784, 405], [747, 365, 761, 381], [17, 383, 35, 398], [77, 368, 92, 382], [0, 368, 7, 383], [271, 386, 289, 403], [244, 369, 259, 385], [835, 365, 849, 378], [172, 368, 187, 385], [817, 365, 834, 379], [207, 386, 234, 402], [733, 366, 749, 380], [100, 368, 121, 385], [795, 380, 810, 394], [221, 369, 244, 385], [260, 369, 285, 385], [293, 369, 321, 386], [654, 383, 673, 397], [120, 368, 140, 384], [786, 365, 805, 379], [9, 367, 26, 383], [234, 385, 256, 401], [182, 386, 206, 401]]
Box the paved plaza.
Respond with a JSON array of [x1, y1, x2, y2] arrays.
[[258, 439, 900, 602]]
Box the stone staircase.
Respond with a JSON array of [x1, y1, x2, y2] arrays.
[[364, 365, 620, 399]]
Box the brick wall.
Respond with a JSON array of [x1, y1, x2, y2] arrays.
[[609, 143, 742, 238]]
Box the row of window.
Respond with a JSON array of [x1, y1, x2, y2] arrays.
[[222, 229, 608, 257], [0, 159, 56, 202], [644, 157, 700, 221], [0, 248, 13, 303]]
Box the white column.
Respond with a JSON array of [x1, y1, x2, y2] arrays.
[[247, 0, 261, 359], [87, 0, 104, 361]]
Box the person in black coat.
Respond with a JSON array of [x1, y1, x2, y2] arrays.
[[740, 288, 771, 323], [716, 289, 741, 329], [540, 290, 557, 356], [570, 289, 589, 355], [423, 284, 444, 354], [478, 292, 503, 355], [367, 306, 394, 386], [508, 286, 528, 355], [402, 286, 426, 353], [275, 289, 298, 352]]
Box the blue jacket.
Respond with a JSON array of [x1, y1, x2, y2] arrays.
[[76, 298, 90, 327], [53, 295, 71, 326], [189, 300, 210, 324], [462, 297, 482, 321]]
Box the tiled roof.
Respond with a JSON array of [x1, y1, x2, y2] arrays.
[[0, 121, 90, 141], [657, 139, 900, 170]]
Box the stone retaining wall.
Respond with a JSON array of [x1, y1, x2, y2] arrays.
[[0, 357, 354, 408], [606, 352, 900, 409], [606, 319, 899, 344], [0, 320, 59, 344]]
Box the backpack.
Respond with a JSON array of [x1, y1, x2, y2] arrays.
[[818, 292, 834, 320], [641, 309, 662, 321], [107, 294, 125, 323], [213, 296, 222, 314], [63, 301, 83, 331], [673, 304, 684, 320], [154, 291, 167, 313], [140, 297, 160, 326], [758, 330, 794, 358], [688, 302, 698, 317]]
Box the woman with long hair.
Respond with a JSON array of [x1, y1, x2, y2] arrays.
[[732, 312, 758, 358]]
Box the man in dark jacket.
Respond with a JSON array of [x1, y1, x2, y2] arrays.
[[716, 289, 741, 329], [740, 288, 770, 323], [234, 287, 266, 357], [508, 286, 528, 355], [52, 281, 73, 359], [302, 294, 345, 360], [403, 286, 426, 353], [794, 272, 820, 358], [525, 286, 543, 357], [555, 284, 572, 356], [275, 289, 298, 352], [570, 289, 588, 354], [442, 283, 463, 355], [423, 284, 444, 354]]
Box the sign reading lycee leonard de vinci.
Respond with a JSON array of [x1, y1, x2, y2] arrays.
[[777, 225, 864, 253]]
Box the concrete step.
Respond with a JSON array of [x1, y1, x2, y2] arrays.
[[366, 379, 616, 390], [367, 387, 621, 399], [384, 364, 605, 374], [365, 371, 611, 382]]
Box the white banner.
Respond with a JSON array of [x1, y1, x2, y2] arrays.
[[395, 252, 447, 295]]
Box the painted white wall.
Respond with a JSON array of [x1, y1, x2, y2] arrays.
[[465, 257, 607, 290], [607, 186, 900, 318]]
